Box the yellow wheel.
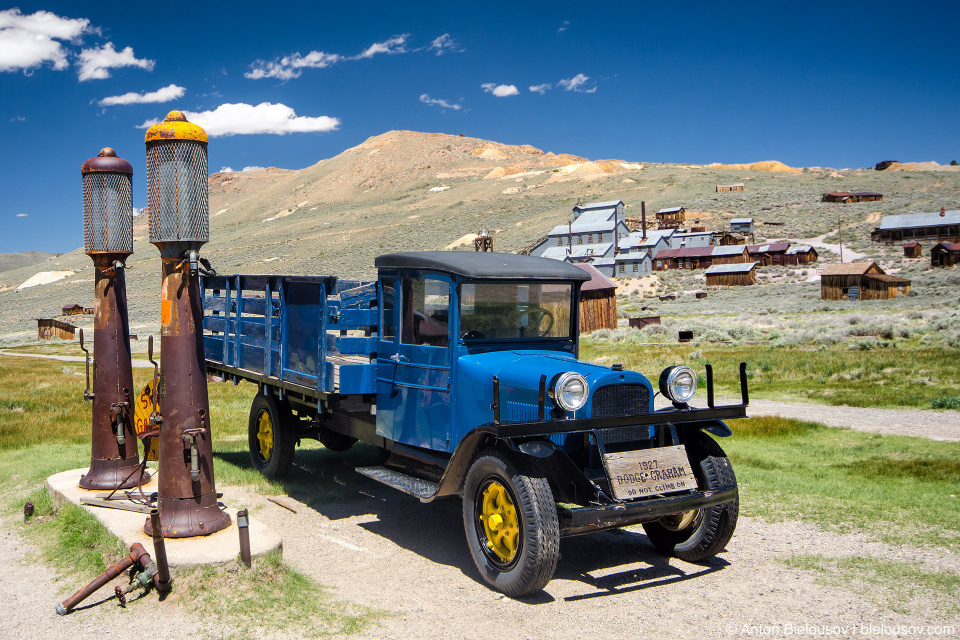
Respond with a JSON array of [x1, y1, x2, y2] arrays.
[[463, 450, 559, 596], [479, 481, 520, 564], [256, 410, 274, 461], [248, 393, 295, 478]]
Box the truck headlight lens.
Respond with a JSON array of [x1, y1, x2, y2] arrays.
[[552, 372, 589, 412], [659, 366, 697, 403]]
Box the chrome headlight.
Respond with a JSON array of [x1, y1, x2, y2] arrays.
[[659, 366, 698, 403], [551, 372, 589, 412]]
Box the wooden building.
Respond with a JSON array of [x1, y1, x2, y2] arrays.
[[37, 318, 77, 340], [716, 183, 745, 192], [61, 303, 94, 316], [656, 206, 685, 229], [719, 231, 747, 245], [931, 242, 960, 268], [573, 263, 618, 333], [783, 244, 819, 265], [820, 262, 911, 301], [747, 242, 790, 266], [705, 262, 758, 286], [872, 208, 960, 244], [653, 245, 748, 271], [903, 242, 922, 258], [821, 192, 883, 203]]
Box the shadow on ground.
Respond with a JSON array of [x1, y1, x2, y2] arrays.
[[214, 445, 730, 600]]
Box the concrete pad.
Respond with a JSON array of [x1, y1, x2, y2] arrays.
[[47, 468, 282, 566]]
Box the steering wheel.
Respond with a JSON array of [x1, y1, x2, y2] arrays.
[[517, 306, 554, 337]]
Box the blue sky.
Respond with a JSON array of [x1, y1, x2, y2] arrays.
[[1, 1, 958, 254]]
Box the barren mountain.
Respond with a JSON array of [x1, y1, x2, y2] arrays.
[[2, 129, 958, 343]]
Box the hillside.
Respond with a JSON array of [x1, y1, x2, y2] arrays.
[[0, 251, 58, 276], [1, 129, 958, 343]]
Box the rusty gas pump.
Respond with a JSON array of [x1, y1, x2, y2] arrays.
[[143, 111, 230, 537], [78, 148, 144, 490]]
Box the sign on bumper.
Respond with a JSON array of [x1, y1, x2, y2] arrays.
[[603, 445, 698, 501]]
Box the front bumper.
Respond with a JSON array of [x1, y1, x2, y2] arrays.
[[559, 485, 738, 537]]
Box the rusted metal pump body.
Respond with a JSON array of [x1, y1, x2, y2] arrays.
[[144, 111, 230, 537], [79, 148, 144, 490]]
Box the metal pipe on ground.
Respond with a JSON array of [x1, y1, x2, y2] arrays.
[[150, 509, 172, 592], [237, 508, 251, 568], [56, 542, 151, 615]]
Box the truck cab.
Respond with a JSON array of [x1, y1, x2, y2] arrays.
[[204, 251, 748, 596]]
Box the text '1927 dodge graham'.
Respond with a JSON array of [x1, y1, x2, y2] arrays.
[[202, 251, 748, 596]]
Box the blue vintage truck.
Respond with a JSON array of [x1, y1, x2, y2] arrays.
[[202, 251, 747, 596]]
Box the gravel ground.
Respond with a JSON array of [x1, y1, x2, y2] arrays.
[[2, 400, 958, 639]]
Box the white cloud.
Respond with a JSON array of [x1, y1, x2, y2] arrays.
[[77, 42, 154, 81], [481, 83, 519, 97], [245, 50, 341, 81], [99, 83, 185, 106], [16, 213, 27, 217], [132, 207, 143, 217], [0, 8, 89, 74], [219, 167, 234, 173], [427, 34, 462, 55], [354, 34, 408, 59], [419, 94, 462, 111], [242, 166, 266, 171], [558, 20, 570, 32], [137, 102, 340, 137], [529, 83, 551, 95], [558, 73, 596, 93]]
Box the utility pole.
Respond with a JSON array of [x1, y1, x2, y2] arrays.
[[838, 211, 844, 263]]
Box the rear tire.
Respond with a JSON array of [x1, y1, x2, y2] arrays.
[[462, 450, 559, 597], [642, 432, 738, 562], [248, 392, 295, 478]]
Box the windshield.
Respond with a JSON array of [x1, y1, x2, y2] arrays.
[[459, 282, 573, 340]]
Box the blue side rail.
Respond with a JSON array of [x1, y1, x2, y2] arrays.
[[201, 274, 380, 396]]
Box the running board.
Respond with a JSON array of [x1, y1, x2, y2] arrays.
[[355, 466, 439, 502]]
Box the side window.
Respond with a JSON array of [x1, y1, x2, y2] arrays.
[[381, 278, 395, 340], [400, 278, 450, 347]]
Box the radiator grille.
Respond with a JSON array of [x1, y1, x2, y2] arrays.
[[591, 383, 649, 417]]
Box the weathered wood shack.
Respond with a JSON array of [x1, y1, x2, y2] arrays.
[[820, 262, 911, 301], [903, 242, 922, 258], [37, 318, 77, 340], [705, 262, 758, 286], [872, 208, 960, 244], [573, 263, 617, 333], [783, 244, 818, 265], [716, 183, 745, 192], [931, 242, 960, 267], [821, 192, 883, 203], [61, 303, 94, 316], [656, 206, 685, 229], [719, 231, 747, 246]]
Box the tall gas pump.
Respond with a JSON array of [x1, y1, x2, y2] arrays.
[[143, 111, 230, 537], [79, 148, 144, 490]]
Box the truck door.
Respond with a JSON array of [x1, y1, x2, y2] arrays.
[[376, 276, 453, 451]]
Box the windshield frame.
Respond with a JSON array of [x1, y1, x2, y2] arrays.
[[457, 279, 577, 343]]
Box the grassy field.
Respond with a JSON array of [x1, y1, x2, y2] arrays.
[[581, 335, 960, 409], [2, 348, 959, 620]]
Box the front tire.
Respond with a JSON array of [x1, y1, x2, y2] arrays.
[[248, 392, 295, 478], [462, 450, 559, 597], [642, 432, 738, 562]]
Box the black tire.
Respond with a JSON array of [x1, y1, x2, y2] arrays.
[[462, 449, 559, 597], [248, 392, 295, 478], [642, 432, 738, 562]]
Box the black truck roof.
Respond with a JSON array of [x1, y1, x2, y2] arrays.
[[375, 251, 592, 282]]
